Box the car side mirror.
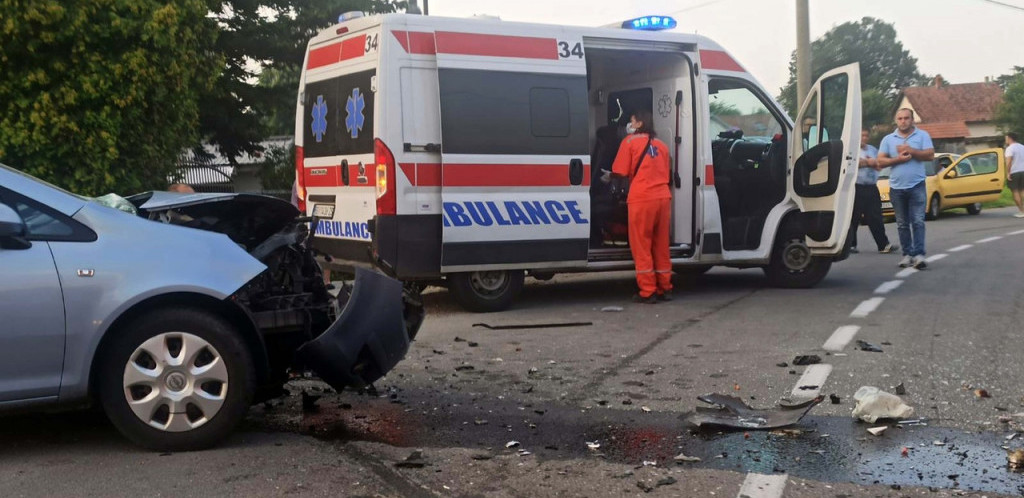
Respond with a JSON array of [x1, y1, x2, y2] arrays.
[[0, 204, 31, 250], [945, 169, 958, 179]]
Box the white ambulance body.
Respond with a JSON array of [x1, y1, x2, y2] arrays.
[[294, 12, 861, 312]]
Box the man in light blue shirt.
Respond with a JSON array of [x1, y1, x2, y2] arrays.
[[878, 108, 934, 269], [848, 129, 896, 254]]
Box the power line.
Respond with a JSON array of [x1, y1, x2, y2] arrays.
[[667, 0, 732, 16], [977, 0, 1024, 12]]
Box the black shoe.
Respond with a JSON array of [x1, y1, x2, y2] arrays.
[[632, 293, 658, 304], [657, 291, 673, 302]]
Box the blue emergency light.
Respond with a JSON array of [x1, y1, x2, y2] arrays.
[[622, 15, 677, 31]]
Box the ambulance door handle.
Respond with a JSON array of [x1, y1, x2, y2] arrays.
[[568, 158, 584, 186], [341, 159, 350, 186]]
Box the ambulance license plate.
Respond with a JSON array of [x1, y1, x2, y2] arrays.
[[312, 204, 335, 218], [881, 202, 892, 210]]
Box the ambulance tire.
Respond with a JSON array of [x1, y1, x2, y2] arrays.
[[763, 223, 832, 289], [448, 270, 525, 313]]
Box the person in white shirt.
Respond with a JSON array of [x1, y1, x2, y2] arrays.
[[1006, 132, 1024, 218]]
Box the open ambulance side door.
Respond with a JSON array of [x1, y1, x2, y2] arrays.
[[433, 29, 591, 272], [787, 63, 861, 253]]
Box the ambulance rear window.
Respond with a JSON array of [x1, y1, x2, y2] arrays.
[[303, 69, 376, 157]]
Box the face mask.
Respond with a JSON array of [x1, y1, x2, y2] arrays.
[[626, 123, 637, 134]]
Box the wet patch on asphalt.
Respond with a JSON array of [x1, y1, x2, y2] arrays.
[[252, 386, 1024, 495]]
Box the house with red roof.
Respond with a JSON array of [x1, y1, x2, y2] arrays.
[[895, 75, 1004, 153]]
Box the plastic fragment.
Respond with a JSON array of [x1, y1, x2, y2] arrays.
[[851, 386, 914, 423], [506, 441, 520, 448], [674, 453, 701, 463], [586, 441, 601, 450], [867, 426, 887, 436], [601, 306, 624, 312]]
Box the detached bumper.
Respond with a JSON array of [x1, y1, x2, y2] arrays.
[[297, 268, 424, 390]]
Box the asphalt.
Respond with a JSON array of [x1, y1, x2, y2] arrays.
[[2, 206, 1024, 497]]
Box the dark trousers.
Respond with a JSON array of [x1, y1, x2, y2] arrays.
[[848, 184, 890, 250]]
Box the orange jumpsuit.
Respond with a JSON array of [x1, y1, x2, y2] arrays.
[[611, 133, 673, 298]]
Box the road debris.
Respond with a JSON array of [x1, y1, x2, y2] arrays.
[[454, 336, 467, 342], [901, 447, 910, 457], [855, 340, 884, 352], [674, 453, 701, 463], [642, 460, 657, 467], [685, 393, 823, 430], [455, 365, 475, 371], [505, 441, 520, 448], [975, 388, 991, 398], [394, 450, 428, 468], [852, 386, 914, 423], [656, 477, 677, 488], [601, 306, 624, 312], [636, 481, 654, 493], [894, 382, 907, 395], [792, 355, 821, 366], [641, 406, 651, 412], [472, 321, 593, 330], [586, 441, 601, 450], [776, 362, 789, 367], [829, 393, 841, 405], [867, 426, 887, 436], [1009, 449, 1024, 470]]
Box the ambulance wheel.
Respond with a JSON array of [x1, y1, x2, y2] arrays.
[[763, 224, 832, 289], [448, 270, 524, 313]]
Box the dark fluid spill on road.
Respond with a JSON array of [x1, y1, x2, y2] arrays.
[[294, 391, 1024, 495]]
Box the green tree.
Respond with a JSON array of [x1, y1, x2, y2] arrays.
[[200, 1, 404, 162], [995, 73, 1024, 136], [0, 0, 220, 195], [778, 17, 927, 126]]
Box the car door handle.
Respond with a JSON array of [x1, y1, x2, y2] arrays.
[[991, 178, 1000, 182]]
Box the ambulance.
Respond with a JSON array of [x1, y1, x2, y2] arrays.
[[294, 11, 862, 312]]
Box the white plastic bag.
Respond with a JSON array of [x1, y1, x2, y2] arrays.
[[851, 386, 914, 423]]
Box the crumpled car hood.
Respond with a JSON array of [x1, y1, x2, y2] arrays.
[[127, 192, 300, 252]]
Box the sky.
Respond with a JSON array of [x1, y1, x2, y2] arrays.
[[426, 0, 1024, 97]]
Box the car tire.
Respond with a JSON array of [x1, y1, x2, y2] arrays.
[[448, 270, 525, 312], [97, 308, 255, 451], [966, 202, 982, 215], [926, 194, 941, 220], [763, 221, 832, 289]]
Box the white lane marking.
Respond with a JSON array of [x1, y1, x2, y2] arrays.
[[949, 244, 973, 252], [873, 280, 903, 295], [823, 325, 860, 351], [977, 236, 1003, 244], [791, 364, 832, 398], [1009, 229, 1024, 235], [925, 253, 948, 263], [850, 297, 885, 318], [895, 267, 918, 278], [737, 473, 788, 498]]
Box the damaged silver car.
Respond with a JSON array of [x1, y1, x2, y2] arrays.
[[0, 164, 424, 450]]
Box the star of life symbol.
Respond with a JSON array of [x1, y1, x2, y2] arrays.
[[345, 87, 365, 139], [658, 94, 673, 118], [311, 95, 328, 143]]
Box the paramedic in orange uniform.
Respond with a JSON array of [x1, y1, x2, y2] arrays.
[[611, 110, 673, 303]]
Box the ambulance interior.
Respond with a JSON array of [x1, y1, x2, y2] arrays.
[[706, 78, 788, 250], [584, 47, 694, 256]]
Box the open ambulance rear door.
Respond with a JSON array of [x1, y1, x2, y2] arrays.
[[433, 28, 591, 272], [787, 63, 861, 254]]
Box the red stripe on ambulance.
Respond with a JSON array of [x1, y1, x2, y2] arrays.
[[398, 163, 589, 187], [307, 34, 367, 69], [391, 31, 437, 55], [434, 32, 558, 60], [699, 50, 744, 72], [303, 165, 342, 187]]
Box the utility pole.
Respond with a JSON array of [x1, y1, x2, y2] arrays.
[[795, 0, 811, 105]]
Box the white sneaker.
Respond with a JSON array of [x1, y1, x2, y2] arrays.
[[898, 255, 912, 268], [1014, 212, 1024, 218], [912, 255, 928, 269]]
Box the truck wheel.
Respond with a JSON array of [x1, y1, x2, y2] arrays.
[[97, 308, 255, 451], [966, 202, 982, 215], [448, 270, 524, 312], [763, 223, 832, 288]]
